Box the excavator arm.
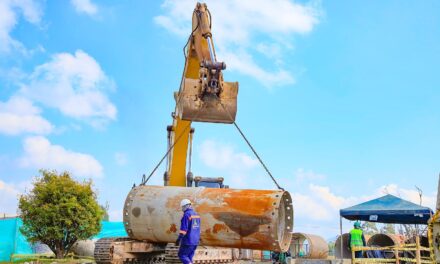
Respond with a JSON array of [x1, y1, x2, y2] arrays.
[[165, 3, 238, 187], [178, 2, 238, 123]]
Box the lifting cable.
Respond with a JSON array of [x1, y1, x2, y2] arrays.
[[140, 103, 206, 186], [204, 7, 284, 190], [216, 95, 285, 191], [140, 123, 190, 185], [233, 121, 285, 191], [141, 9, 284, 191]]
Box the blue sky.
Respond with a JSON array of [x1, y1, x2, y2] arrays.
[[0, 0, 439, 238]]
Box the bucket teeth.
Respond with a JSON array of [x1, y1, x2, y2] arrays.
[[178, 79, 238, 124]]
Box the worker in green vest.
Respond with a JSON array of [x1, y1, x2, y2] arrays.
[[348, 221, 366, 258]]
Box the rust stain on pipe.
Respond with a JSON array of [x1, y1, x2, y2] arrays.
[[166, 224, 177, 234], [212, 212, 272, 237], [123, 185, 293, 252], [212, 224, 228, 234]]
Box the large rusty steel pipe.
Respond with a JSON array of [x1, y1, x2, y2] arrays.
[[123, 186, 293, 252]]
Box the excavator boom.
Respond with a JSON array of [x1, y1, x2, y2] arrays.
[[166, 2, 239, 187]]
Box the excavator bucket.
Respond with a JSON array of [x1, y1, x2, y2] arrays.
[[177, 78, 238, 123]]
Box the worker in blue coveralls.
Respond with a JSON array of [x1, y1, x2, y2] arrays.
[[175, 199, 201, 264]]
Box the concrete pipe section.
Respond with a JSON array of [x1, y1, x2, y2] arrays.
[[367, 233, 404, 247], [334, 233, 371, 258], [367, 234, 404, 258], [71, 240, 95, 257], [290, 233, 328, 259], [123, 185, 293, 252], [335, 233, 350, 259]]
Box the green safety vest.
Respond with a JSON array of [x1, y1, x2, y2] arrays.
[[350, 229, 363, 247]]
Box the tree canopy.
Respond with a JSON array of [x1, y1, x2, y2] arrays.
[[19, 170, 103, 258], [381, 224, 396, 234], [361, 222, 379, 235]]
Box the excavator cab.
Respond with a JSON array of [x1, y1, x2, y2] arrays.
[[192, 176, 229, 188], [175, 2, 238, 124]]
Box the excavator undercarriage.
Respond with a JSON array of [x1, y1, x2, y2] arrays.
[[94, 238, 234, 264]]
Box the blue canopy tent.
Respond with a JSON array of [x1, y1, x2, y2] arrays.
[[340, 194, 433, 224], [336, 194, 433, 259]]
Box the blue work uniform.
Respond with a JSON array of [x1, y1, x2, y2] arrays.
[[177, 208, 201, 264]]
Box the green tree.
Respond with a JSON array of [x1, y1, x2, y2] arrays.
[[381, 224, 395, 234], [19, 170, 103, 258], [100, 201, 110, 221], [361, 222, 379, 235], [328, 241, 336, 256]]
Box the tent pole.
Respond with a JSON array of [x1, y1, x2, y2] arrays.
[[415, 235, 421, 264], [340, 216, 343, 261], [437, 172, 440, 212]]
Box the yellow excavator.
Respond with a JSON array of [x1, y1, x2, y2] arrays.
[[94, 3, 291, 263], [163, 1, 238, 188]]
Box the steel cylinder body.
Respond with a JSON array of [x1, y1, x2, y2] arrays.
[[123, 186, 293, 252]]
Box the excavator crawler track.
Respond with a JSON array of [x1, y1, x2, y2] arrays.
[[94, 237, 125, 264], [164, 244, 181, 264], [95, 238, 234, 264], [94, 237, 166, 264]]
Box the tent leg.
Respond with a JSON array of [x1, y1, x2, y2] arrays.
[[415, 235, 421, 264]]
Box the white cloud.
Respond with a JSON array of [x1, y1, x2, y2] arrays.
[[199, 140, 258, 170], [0, 96, 53, 135], [20, 136, 103, 178], [292, 192, 332, 220], [199, 139, 260, 188], [0, 180, 30, 215], [114, 152, 128, 166], [222, 50, 295, 86], [289, 182, 436, 225], [379, 183, 436, 209], [256, 42, 283, 59], [70, 0, 98, 16], [295, 168, 326, 182], [289, 183, 356, 222], [310, 184, 355, 210], [154, 0, 321, 87], [0, 0, 43, 53], [20, 50, 117, 127]]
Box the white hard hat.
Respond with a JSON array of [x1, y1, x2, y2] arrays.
[[180, 199, 191, 207]]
